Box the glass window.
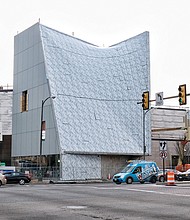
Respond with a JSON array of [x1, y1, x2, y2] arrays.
[[20, 90, 28, 112]]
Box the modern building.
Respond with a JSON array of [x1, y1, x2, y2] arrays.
[[12, 23, 150, 180], [149, 107, 190, 169], [0, 87, 13, 165]]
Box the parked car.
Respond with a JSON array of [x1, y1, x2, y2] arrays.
[[157, 169, 179, 182], [0, 173, 7, 186], [113, 160, 159, 184], [3, 172, 31, 185], [176, 169, 190, 181]]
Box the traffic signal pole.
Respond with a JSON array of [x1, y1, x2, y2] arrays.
[[141, 91, 150, 159], [143, 110, 145, 160], [142, 108, 152, 160], [139, 93, 190, 104], [139, 86, 190, 160]]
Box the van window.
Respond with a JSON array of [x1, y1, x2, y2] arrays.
[[133, 167, 142, 174], [121, 165, 134, 173]]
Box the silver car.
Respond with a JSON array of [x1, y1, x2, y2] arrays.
[[0, 173, 7, 186]]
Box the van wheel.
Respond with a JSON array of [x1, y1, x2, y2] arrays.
[[0, 181, 2, 187], [150, 176, 157, 183], [126, 177, 133, 184]]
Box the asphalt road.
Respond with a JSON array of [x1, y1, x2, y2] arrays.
[[0, 182, 190, 220]]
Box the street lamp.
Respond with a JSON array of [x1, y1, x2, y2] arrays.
[[39, 96, 56, 180]]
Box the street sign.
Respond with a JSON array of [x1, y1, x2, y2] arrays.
[[159, 141, 167, 151], [156, 92, 164, 106], [159, 151, 167, 159]]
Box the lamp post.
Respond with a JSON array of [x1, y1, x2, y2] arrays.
[[39, 96, 55, 180]]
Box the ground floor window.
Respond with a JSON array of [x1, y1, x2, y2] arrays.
[[12, 155, 60, 179]]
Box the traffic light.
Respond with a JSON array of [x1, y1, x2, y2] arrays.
[[142, 91, 149, 110], [178, 84, 187, 105]]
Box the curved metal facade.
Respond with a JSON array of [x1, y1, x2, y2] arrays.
[[40, 25, 150, 156]]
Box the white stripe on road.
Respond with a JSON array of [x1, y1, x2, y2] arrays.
[[89, 186, 190, 197], [117, 187, 190, 197]]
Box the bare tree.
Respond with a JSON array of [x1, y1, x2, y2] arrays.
[[175, 140, 190, 165]]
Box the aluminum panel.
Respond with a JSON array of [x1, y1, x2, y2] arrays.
[[61, 154, 101, 180], [40, 24, 151, 155]]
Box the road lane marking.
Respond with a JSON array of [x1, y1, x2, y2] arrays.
[[117, 188, 190, 197], [88, 186, 190, 197]]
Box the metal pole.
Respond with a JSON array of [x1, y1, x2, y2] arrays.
[[143, 110, 146, 160], [143, 107, 154, 160], [163, 157, 165, 182], [39, 100, 44, 180], [39, 96, 55, 181]]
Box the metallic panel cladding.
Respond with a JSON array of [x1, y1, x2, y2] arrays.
[[40, 24, 150, 155]]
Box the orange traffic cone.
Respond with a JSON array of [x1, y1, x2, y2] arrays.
[[108, 173, 111, 180], [166, 171, 176, 186]]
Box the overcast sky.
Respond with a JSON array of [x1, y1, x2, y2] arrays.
[[0, 0, 190, 107]]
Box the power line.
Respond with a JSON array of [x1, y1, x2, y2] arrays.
[[57, 93, 140, 102]]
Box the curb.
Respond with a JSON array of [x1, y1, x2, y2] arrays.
[[31, 179, 51, 184], [31, 179, 112, 185], [156, 181, 190, 186], [49, 179, 106, 184]]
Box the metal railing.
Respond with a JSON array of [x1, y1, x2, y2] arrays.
[[15, 166, 60, 180], [15, 165, 125, 181]]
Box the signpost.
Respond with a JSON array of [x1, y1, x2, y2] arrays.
[[0, 122, 2, 141], [159, 141, 167, 182]]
